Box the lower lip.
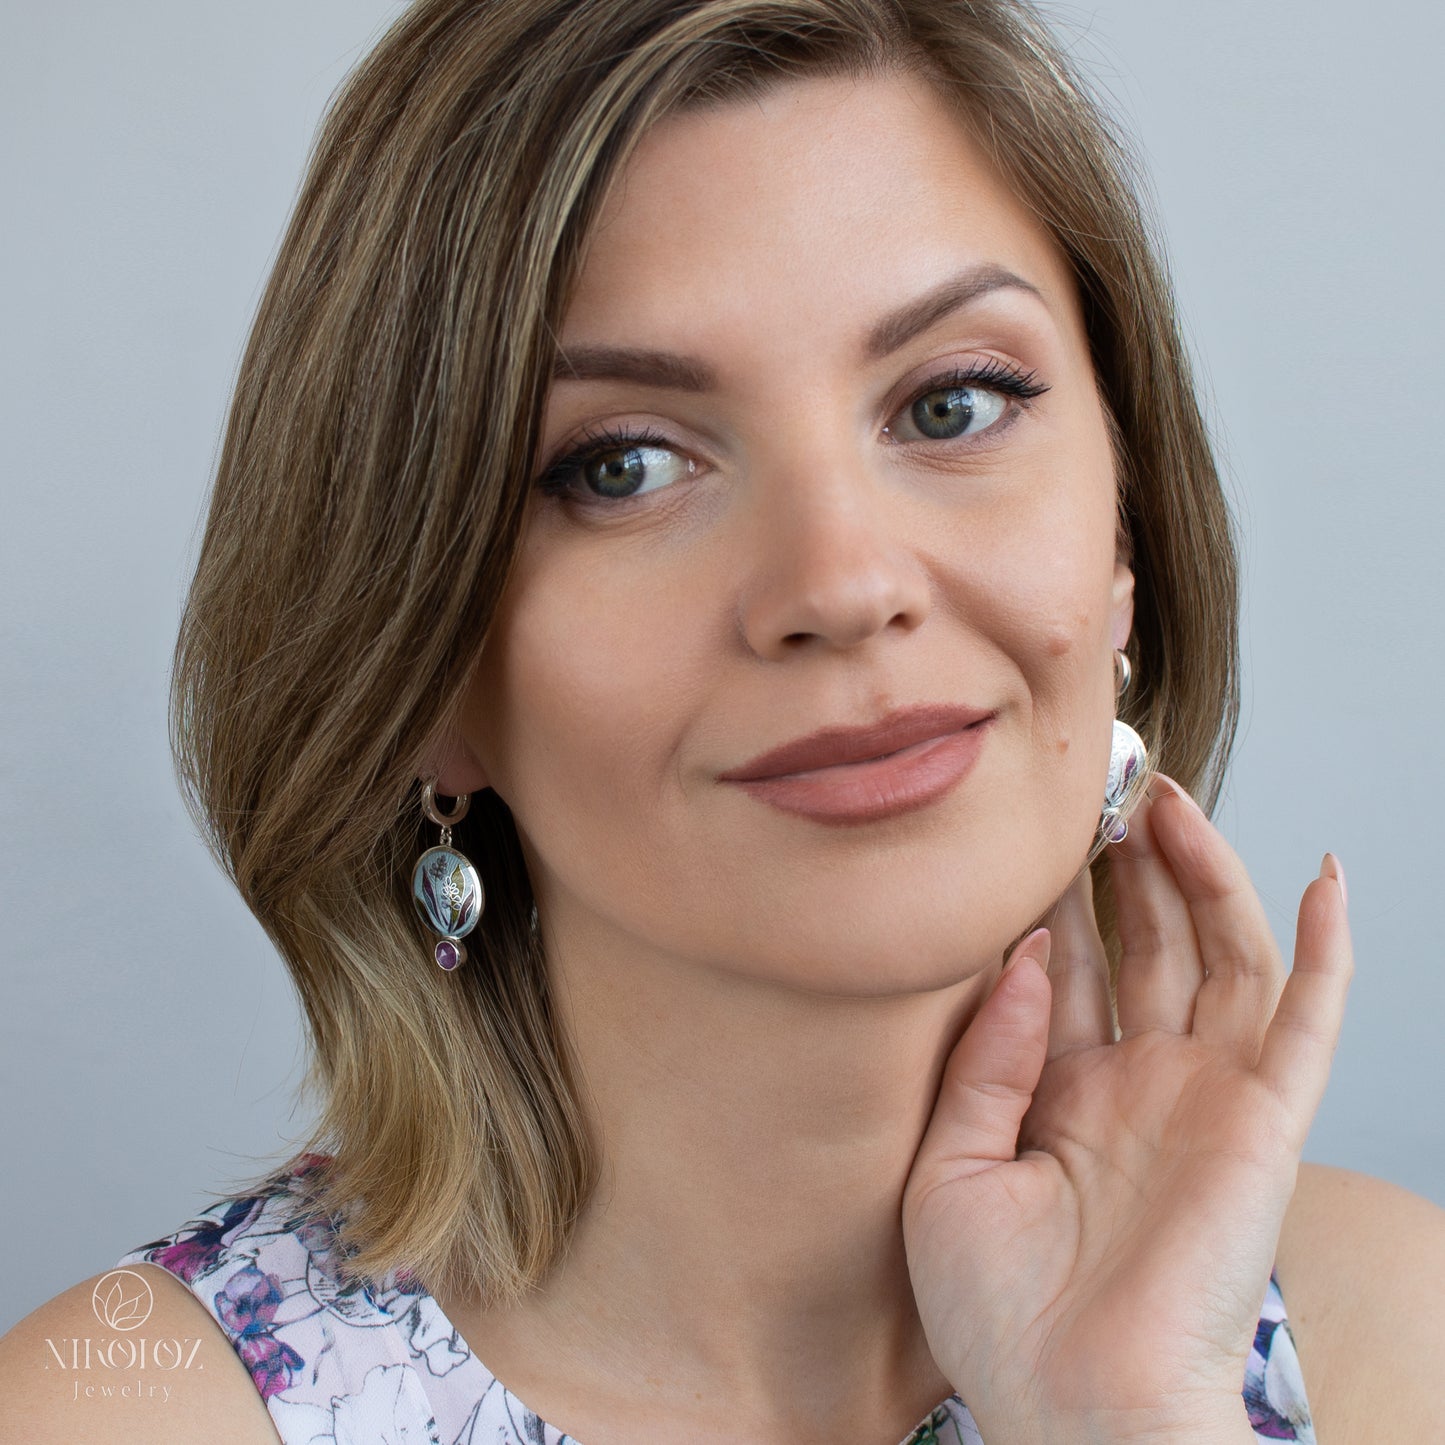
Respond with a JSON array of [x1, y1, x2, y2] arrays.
[[723, 721, 992, 824]]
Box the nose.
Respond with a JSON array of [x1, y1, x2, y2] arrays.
[[735, 455, 933, 660]]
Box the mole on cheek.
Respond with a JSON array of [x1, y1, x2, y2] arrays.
[[1042, 607, 1093, 660], [1044, 630, 1072, 659]]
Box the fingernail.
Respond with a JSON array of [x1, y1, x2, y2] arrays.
[[1149, 774, 1206, 816], [1005, 927, 1051, 974], [1320, 852, 1348, 910]]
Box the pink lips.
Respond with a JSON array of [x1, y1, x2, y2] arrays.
[[718, 703, 995, 824]]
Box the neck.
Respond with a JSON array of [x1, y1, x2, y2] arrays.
[[437, 903, 1004, 1439]]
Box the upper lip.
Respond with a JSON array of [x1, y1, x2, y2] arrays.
[[718, 703, 996, 782]]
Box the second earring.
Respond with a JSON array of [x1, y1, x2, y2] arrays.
[[1101, 650, 1149, 844]]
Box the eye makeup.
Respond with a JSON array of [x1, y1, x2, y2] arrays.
[[533, 356, 1050, 509]]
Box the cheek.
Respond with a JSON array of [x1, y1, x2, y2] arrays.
[[960, 470, 1117, 698], [1016, 580, 1110, 743], [464, 536, 699, 841], [945, 460, 1120, 824]]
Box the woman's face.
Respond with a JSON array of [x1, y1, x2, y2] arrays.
[[449, 68, 1132, 992]]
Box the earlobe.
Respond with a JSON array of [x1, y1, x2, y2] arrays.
[[419, 725, 491, 799], [1110, 562, 1135, 653]]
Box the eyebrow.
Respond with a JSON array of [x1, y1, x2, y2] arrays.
[[549, 261, 1044, 391]]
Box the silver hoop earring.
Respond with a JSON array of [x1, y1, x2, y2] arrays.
[[412, 778, 485, 971], [1101, 650, 1148, 845]]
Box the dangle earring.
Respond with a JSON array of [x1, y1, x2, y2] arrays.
[[412, 778, 485, 971], [1100, 649, 1149, 845]]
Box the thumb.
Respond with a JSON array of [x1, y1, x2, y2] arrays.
[[915, 928, 1053, 1179]]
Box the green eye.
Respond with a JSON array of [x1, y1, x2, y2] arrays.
[[901, 383, 1009, 441], [538, 426, 694, 502], [535, 360, 1048, 508], [580, 443, 691, 500]]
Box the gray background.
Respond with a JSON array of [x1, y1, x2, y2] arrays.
[[2, 1, 1441, 1336]]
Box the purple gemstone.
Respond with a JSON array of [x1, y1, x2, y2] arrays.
[[434, 939, 462, 971], [1108, 818, 1129, 843]]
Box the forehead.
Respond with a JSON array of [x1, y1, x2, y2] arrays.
[[562, 68, 1082, 363]]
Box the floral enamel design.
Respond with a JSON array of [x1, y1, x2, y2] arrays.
[[412, 846, 483, 940]]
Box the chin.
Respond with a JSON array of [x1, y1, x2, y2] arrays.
[[694, 893, 1038, 997], [638, 786, 1101, 991]]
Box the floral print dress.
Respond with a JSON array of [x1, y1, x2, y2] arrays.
[[116, 1153, 1316, 1444]]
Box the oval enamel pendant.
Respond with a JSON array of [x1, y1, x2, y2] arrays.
[[412, 846, 484, 970]]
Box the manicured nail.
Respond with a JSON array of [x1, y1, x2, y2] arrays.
[[1006, 927, 1051, 974], [1320, 852, 1348, 910], [1150, 774, 1206, 816]]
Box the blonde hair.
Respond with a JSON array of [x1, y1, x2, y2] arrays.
[[174, 0, 1238, 1304]]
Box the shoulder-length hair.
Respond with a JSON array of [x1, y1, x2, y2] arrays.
[[175, 0, 1238, 1303]]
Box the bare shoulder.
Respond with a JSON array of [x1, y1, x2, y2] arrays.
[[0, 1263, 279, 1443], [1275, 1160, 1445, 1439]]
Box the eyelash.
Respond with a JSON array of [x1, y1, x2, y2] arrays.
[[534, 358, 1051, 506]]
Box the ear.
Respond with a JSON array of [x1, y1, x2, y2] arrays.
[[1110, 560, 1135, 653], [418, 722, 491, 799]]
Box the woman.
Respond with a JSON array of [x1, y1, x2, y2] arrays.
[[3, 0, 1441, 1439]]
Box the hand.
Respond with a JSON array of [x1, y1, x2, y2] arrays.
[[901, 775, 1353, 1445]]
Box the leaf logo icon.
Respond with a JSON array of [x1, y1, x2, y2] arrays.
[[91, 1269, 155, 1331]]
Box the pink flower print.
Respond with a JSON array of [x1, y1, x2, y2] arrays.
[[216, 1265, 285, 1337], [142, 1195, 262, 1284], [238, 1331, 305, 1402], [152, 1236, 224, 1286], [217, 1267, 304, 1402], [1244, 1311, 1313, 1439]]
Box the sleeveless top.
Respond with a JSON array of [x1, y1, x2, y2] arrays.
[[115, 1152, 1317, 1444]]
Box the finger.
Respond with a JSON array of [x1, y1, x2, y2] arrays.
[[914, 930, 1053, 1178], [1041, 869, 1113, 1060], [1147, 774, 1286, 1062], [1257, 855, 1354, 1139], [1108, 783, 1203, 1038]]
